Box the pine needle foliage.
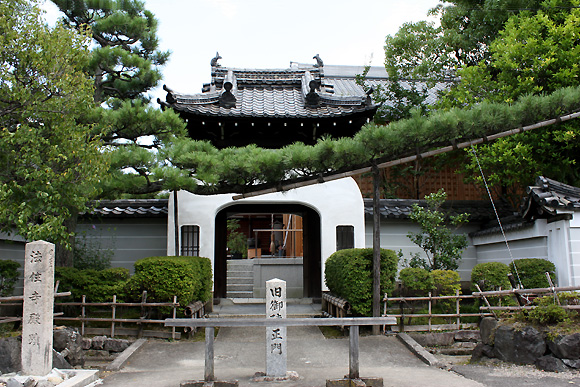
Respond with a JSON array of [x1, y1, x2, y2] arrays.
[[166, 86, 580, 194]]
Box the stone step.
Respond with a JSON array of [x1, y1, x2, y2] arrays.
[[227, 270, 253, 278], [226, 291, 254, 298], [228, 277, 254, 285], [227, 284, 253, 292], [227, 260, 254, 266]]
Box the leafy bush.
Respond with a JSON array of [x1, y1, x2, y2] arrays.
[[55, 266, 130, 302], [402, 189, 469, 271], [430, 269, 461, 296], [430, 269, 461, 314], [0, 259, 20, 297], [471, 262, 511, 291], [509, 258, 556, 289], [398, 267, 433, 296], [325, 248, 398, 316], [126, 256, 212, 306], [527, 304, 569, 325]]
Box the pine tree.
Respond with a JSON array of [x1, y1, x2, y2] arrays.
[[52, 0, 186, 197]]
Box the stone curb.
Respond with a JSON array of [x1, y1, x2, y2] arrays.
[[106, 338, 147, 372], [397, 333, 443, 368], [55, 370, 100, 387]]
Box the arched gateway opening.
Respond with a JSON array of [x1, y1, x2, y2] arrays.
[[214, 203, 321, 300]]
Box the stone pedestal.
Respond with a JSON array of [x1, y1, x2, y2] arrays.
[[266, 278, 286, 377], [21, 241, 55, 376]]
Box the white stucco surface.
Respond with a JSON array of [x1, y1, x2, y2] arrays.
[[168, 178, 365, 291]]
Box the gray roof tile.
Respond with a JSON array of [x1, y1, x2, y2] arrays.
[[85, 199, 168, 218]]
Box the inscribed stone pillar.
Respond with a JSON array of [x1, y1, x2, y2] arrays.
[[266, 278, 286, 377], [21, 241, 55, 376]]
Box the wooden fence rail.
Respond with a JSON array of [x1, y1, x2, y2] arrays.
[[383, 285, 580, 332], [0, 290, 209, 340], [383, 290, 493, 332]]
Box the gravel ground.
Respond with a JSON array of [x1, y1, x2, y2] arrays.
[[433, 353, 580, 387]]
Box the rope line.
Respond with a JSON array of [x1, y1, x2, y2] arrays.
[[470, 144, 524, 290]]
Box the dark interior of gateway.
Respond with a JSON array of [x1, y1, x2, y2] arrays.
[[213, 203, 321, 299]]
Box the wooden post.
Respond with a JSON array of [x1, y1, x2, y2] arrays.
[[456, 289, 460, 328], [81, 295, 86, 336], [111, 294, 117, 337], [372, 163, 381, 336], [138, 291, 147, 338], [174, 191, 180, 256], [349, 325, 360, 379], [205, 327, 215, 382], [475, 284, 498, 319], [428, 292, 432, 332], [172, 295, 177, 340]]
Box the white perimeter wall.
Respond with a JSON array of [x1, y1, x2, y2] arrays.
[[472, 218, 580, 287], [168, 178, 365, 292], [364, 219, 480, 281]]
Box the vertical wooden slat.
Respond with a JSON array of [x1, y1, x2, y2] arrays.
[[428, 292, 432, 332], [372, 163, 381, 336], [205, 327, 215, 382], [111, 294, 116, 337], [349, 325, 360, 379], [456, 289, 460, 328], [81, 295, 86, 336], [172, 295, 177, 340]]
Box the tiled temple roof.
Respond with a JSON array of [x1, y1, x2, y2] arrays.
[[158, 56, 453, 120], [522, 176, 580, 217]]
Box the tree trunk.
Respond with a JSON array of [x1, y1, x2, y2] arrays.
[[55, 213, 78, 267], [372, 163, 381, 335]]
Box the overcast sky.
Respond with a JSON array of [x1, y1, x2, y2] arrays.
[[42, 0, 441, 102]]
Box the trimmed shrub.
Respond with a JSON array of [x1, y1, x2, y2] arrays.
[[325, 248, 398, 316], [55, 267, 130, 302], [126, 256, 212, 306], [399, 267, 433, 296], [509, 258, 556, 289], [430, 269, 461, 296], [471, 262, 511, 292], [0, 259, 20, 297]]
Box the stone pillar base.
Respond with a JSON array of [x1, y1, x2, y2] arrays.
[[250, 371, 300, 382], [180, 380, 238, 387], [326, 377, 384, 387]]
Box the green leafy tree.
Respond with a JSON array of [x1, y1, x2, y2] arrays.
[[0, 0, 107, 263], [51, 0, 187, 197], [439, 2, 580, 201], [403, 189, 469, 271]]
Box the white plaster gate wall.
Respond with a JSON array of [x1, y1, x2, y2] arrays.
[[167, 178, 365, 293]]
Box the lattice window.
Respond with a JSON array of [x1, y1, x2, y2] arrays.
[[181, 225, 200, 256], [336, 225, 354, 251]]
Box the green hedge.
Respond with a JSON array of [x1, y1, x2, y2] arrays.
[[126, 256, 212, 305], [55, 267, 130, 302], [471, 262, 511, 292], [398, 267, 433, 296], [0, 259, 20, 297], [325, 248, 398, 316], [509, 258, 556, 289]]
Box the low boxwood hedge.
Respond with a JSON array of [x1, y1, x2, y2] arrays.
[[126, 256, 212, 305], [471, 262, 511, 292], [325, 248, 398, 316], [509, 258, 556, 289], [55, 266, 130, 302]]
